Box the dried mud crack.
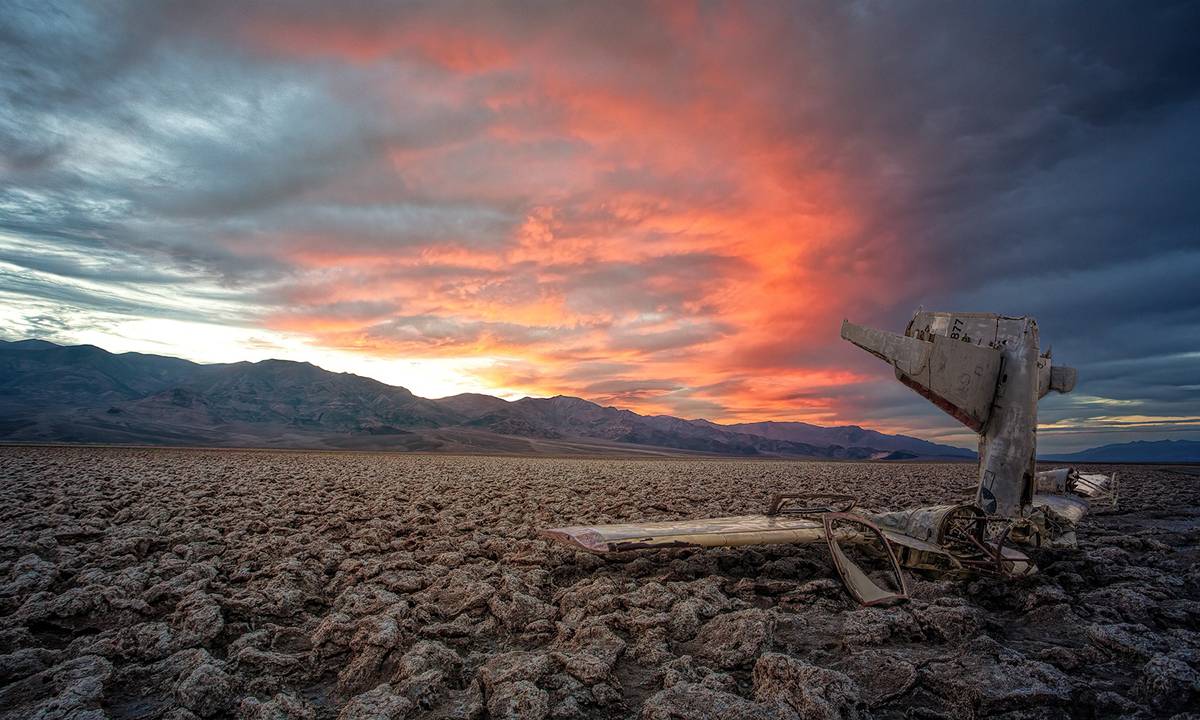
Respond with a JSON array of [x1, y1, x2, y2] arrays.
[[1, 447, 1197, 719]]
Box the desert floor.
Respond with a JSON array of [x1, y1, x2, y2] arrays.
[[1, 446, 1197, 719]]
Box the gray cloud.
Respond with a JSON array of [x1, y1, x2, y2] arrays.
[[365, 315, 583, 349]]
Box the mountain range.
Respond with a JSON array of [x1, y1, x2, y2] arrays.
[[2, 338, 1192, 462], [0, 338, 976, 459], [1041, 439, 1200, 463]]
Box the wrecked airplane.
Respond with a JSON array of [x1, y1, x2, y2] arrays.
[[542, 311, 1118, 606]]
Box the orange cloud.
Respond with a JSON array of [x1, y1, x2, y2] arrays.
[[231, 3, 919, 424]]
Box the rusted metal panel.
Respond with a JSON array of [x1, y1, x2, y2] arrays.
[[905, 311, 1027, 349], [917, 334, 1001, 430], [974, 316, 1040, 518], [839, 320, 931, 377]]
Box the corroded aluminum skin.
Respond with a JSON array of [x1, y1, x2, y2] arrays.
[[873, 503, 1036, 576], [909, 312, 1040, 518], [871, 504, 965, 544], [874, 505, 973, 572]]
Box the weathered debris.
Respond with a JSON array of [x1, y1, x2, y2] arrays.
[[542, 311, 1117, 605]]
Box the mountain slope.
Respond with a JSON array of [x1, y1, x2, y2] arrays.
[[0, 340, 200, 405], [0, 338, 971, 458], [436, 395, 886, 457], [717, 420, 974, 459]]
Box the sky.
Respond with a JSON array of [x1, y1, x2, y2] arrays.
[[1, 1, 1198, 453]]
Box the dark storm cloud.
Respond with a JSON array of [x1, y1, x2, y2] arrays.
[[0, 0, 495, 286], [2, 1, 337, 293], [247, 202, 519, 255], [748, 1, 1200, 449]]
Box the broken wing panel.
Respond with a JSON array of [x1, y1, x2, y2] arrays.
[[1035, 468, 1070, 494], [544, 512, 910, 606], [1032, 493, 1090, 525], [1074, 472, 1118, 506], [1034, 467, 1119, 514], [540, 514, 827, 553]]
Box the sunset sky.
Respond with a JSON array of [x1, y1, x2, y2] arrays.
[[2, 1, 1197, 452]]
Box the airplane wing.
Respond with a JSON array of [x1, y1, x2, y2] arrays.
[[541, 511, 907, 606], [539, 514, 827, 552], [541, 498, 1047, 604]]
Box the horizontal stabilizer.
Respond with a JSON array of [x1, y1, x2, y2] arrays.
[[1050, 365, 1077, 393], [840, 320, 930, 376], [842, 319, 1002, 431]]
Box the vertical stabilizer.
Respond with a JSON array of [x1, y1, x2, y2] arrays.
[[842, 312, 1051, 518]]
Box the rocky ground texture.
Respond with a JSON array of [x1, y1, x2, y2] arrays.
[[1, 447, 1197, 719]]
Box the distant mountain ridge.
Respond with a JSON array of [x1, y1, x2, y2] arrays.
[[0, 337, 977, 459], [1042, 439, 1200, 463]]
